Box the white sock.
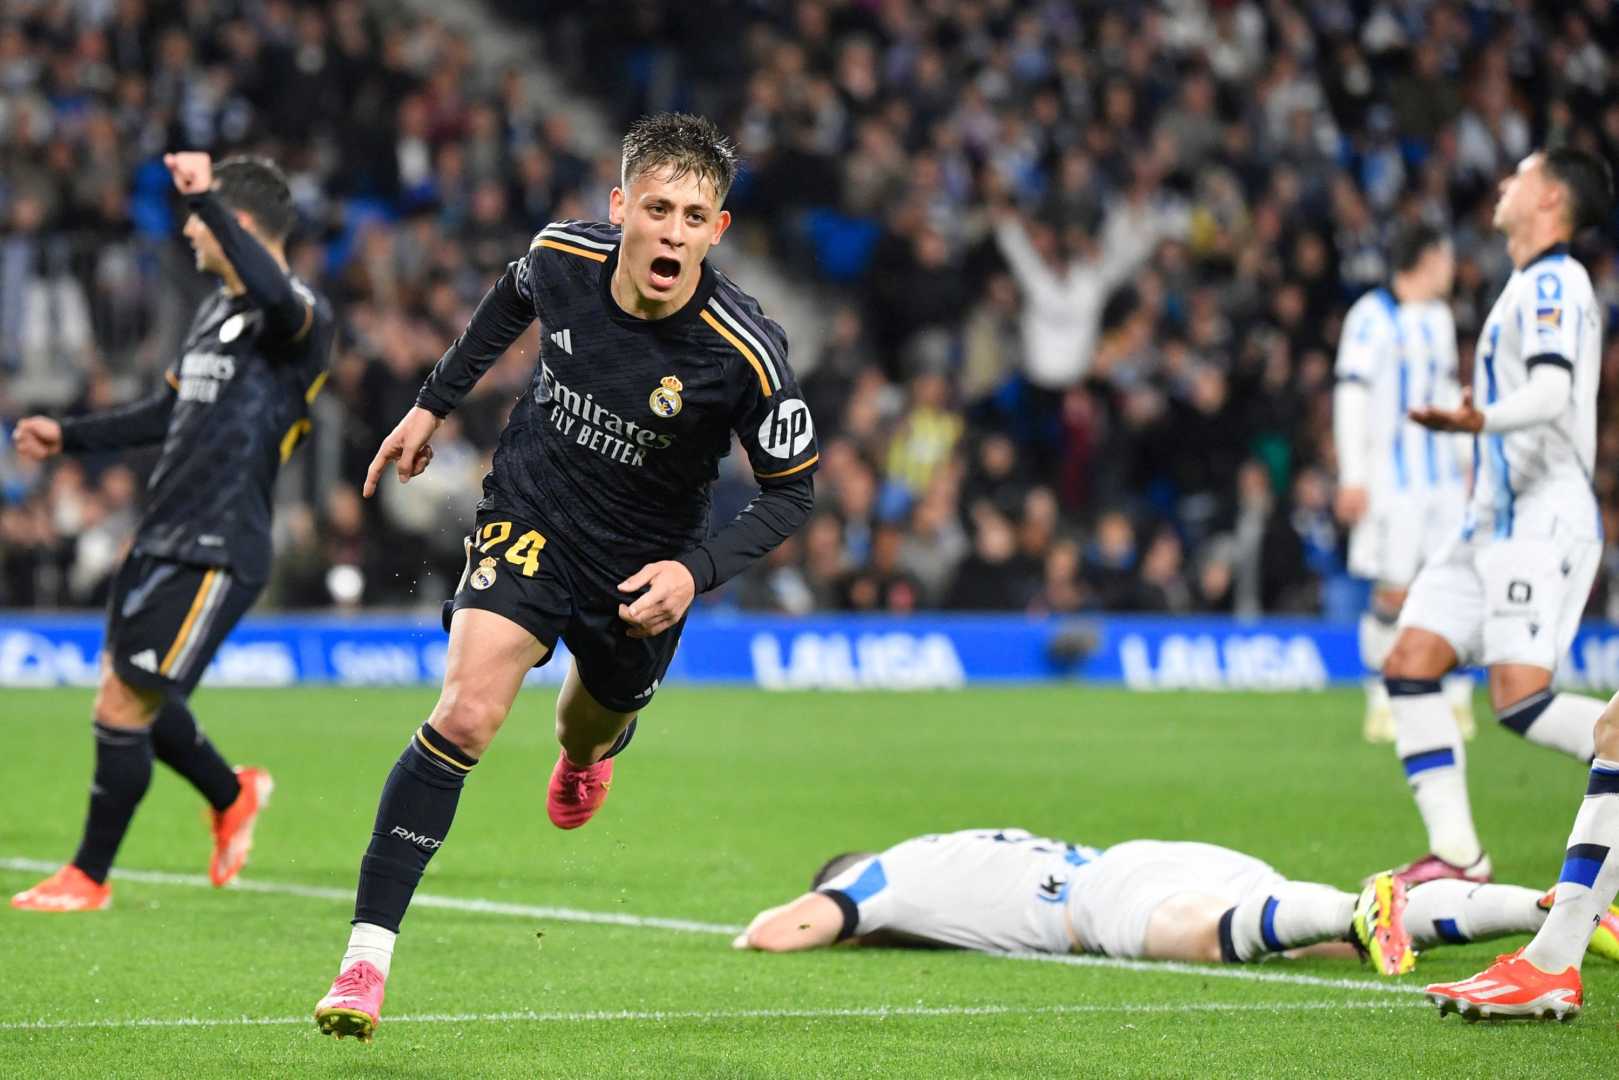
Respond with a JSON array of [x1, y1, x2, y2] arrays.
[[1521, 759, 1619, 974], [1389, 677, 1481, 866], [1498, 691, 1599, 761], [1364, 677, 1390, 714], [341, 922, 397, 978], [1403, 880, 1546, 948], [1220, 882, 1356, 961], [1359, 611, 1397, 671]]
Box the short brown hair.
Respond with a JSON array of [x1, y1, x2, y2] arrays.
[[621, 112, 738, 204]]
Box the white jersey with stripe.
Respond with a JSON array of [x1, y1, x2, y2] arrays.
[[1335, 288, 1466, 499], [1469, 246, 1601, 539], [817, 829, 1102, 953]]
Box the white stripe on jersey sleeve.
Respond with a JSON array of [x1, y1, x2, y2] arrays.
[[708, 297, 783, 391]]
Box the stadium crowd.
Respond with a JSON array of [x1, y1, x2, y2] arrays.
[[3, 0, 1619, 621]]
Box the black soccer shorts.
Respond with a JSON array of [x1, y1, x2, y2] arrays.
[[105, 553, 261, 695], [446, 510, 685, 713]]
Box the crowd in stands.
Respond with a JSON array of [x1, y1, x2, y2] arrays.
[[4, 0, 1619, 622]]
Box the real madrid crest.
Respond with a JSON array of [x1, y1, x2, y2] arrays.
[[470, 556, 498, 591], [219, 313, 247, 343], [649, 374, 684, 418]]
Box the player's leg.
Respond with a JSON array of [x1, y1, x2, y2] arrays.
[[139, 569, 273, 887], [545, 586, 685, 830], [11, 660, 158, 912], [1426, 701, 1619, 1020], [1383, 542, 1490, 883], [546, 661, 638, 829], [1358, 584, 1402, 743], [1480, 537, 1604, 762], [1403, 880, 1546, 949], [317, 606, 547, 1041]]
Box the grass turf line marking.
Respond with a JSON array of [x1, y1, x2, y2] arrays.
[[0, 856, 1419, 999], [0, 1000, 1427, 1033], [0, 857, 736, 936]]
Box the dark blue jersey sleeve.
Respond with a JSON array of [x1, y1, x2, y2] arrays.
[[417, 250, 539, 417], [189, 193, 313, 345]]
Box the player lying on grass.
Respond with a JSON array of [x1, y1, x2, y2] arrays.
[[735, 829, 1619, 976], [9, 153, 332, 912], [314, 114, 817, 1042]]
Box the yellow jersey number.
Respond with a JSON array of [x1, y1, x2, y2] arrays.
[[475, 521, 547, 577]]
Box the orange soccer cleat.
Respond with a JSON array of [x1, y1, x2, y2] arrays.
[[10, 864, 111, 912], [546, 751, 613, 830], [210, 766, 274, 887], [1427, 948, 1582, 1022]]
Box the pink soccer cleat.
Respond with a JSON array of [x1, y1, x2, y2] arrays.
[[1390, 852, 1492, 888], [547, 750, 613, 830], [10, 865, 111, 912], [210, 766, 274, 887], [1427, 948, 1582, 1022], [315, 961, 387, 1042]]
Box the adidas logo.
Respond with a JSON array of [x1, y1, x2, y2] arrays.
[[129, 649, 159, 673], [549, 329, 573, 355]]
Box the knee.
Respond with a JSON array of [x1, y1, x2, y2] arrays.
[[92, 672, 156, 730], [1383, 638, 1437, 681], [430, 690, 508, 755], [1594, 696, 1619, 753]]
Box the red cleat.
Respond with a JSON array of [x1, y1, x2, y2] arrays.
[[1390, 852, 1492, 888], [1427, 948, 1582, 1022], [10, 865, 111, 912], [547, 751, 613, 830], [210, 766, 274, 887], [315, 960, 387, 1042]]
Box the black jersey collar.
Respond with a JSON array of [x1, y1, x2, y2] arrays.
[[598, 244, 717, 331], [1522, 242, 1570, 271]]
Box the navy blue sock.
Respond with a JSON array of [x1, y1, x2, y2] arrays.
[[150, 700, 240, 812], [354, 724, 477, 933], [72, 724, 154, 884]]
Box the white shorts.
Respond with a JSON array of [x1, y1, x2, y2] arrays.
[[1066, 841, 1284, 959], [1399, 497, 1601, 670], [1347, 490, 1466, 588]]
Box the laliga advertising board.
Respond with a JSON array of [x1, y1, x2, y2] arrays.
[[3, 613, 1619, 691]]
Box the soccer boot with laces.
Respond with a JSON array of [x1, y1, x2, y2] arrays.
[[1352, 871, 1416, 976], [1427, 948, 1581, 1021], [315, 960, 387, 1042], [547, 750, 613, 830], [210, 766, 274, 887]]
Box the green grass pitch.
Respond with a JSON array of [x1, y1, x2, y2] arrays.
[[1, 685, 1614, 1077]]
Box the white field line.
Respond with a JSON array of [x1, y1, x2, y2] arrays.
[[0, 856, 1422, 1001], [0, 999, 1426, 1033]]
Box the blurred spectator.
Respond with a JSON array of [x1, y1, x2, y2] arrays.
[[6, 0, 1619, 622]]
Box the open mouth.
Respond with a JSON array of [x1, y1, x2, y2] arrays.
[[648, 256, 681, 291]]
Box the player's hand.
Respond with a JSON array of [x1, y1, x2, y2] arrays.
[[1409, 387, 1484, 433], [1333, 485, 1369, 526], [163, 152, 213, 195], [11, 416, 63, 461], [363, 406, 441, 497], [616, 561, 696, 639]]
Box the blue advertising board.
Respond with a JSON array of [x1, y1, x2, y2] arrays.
[[4, 612, 1619, 691]]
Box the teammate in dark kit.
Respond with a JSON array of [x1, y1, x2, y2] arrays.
[[10, 153, 333, 912], [314, 113, 817, 1041]]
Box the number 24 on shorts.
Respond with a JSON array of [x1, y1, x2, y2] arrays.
[[476, 521, 546, 576]]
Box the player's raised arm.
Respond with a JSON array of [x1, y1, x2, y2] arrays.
[[165, 152, 313, 344], [364, 251, 540, 496]]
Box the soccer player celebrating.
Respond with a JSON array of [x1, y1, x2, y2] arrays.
[[9, 153, 333, 911], [1420, 152, 1618, 1023], [1382, 147, 1613, 891], [313, 114, 817, 1041], [735, 828, 1619, 976], [1333, 223, 1473, 743]]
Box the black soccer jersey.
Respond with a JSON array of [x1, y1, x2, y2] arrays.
[[63, 278, 334, 584], [420, 220, 819, 581]]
